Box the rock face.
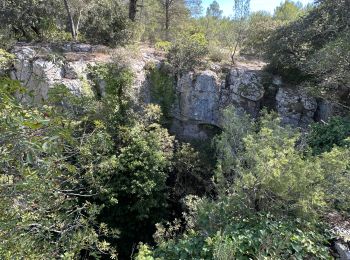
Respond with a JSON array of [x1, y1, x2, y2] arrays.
[[10, 45, 95, 102], [276, 87, 318, 127], [172, 67, 323, 139], [172, 68, 266, 139], [9, 44, 162, 104], [7, 44, 340, 139], [171, 71, 220, 139], [174, 71, 219, 124], [220, 68, 265, 117], [334, 242, 350, 260]]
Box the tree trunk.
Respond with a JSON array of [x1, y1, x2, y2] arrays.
[[63, 0, 77, 41], [165, 0, 170, 40], [129, 0, 138, 21]]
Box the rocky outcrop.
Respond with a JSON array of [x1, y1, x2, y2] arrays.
[[174, 70, 219, 124], [9, 43, 162, 104], [172, 67, 323, 139], [276, 87, 318, 127], [220, 68, 265, 117], [10, 45, 96, 102], [171, 71, 220, 139], [7, 44, 341, 139], [172, 68, 266, 139]]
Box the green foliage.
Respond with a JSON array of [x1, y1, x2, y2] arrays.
[[148, 65, 175, 119], [242, 11, 280, 56], [155, 41, 172, 52], [99, 108, 175, 257], [321, 146, 350, 213], [230, 113, 325, 217], [147, 107, 350, 259], [0, 82, 117, 258], [308, 117, 350, 155], [273, 0, 305, 22], [171, 143, 213, 199], [0, 67, 180, 258], [214, 106, 255, 180], [208, 47, 226, 62], [0, 0, 133, 45], [0, 49, 15, 72], [88, 62, 134, 134], [206, 1, 223, 19], [214, 107, 350, 218], [135, 243, 156, 260], [154, 213, 331, 259], [82, 0, 133, 46], [0, 0, 61, 41], [265, 0, 350, 104], [167, 32, 208, 75]]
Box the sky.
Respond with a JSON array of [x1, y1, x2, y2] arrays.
[[202, 0, 314, 17]]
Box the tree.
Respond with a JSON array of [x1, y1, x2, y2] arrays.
[[206, 0, 223, 19], [242, 11, 280, 56], [159, 0, 189, 39], [167, 32, 208, 76], [265, 0, 350, 106], [144, 107, 350, 259], [231, 0, 250, 63], [273, 0, 304, 22], [185, 0, 203, 17], [0, 0, 60, 40], [81, 0, 132, 46], [129, 0, 139, 21]]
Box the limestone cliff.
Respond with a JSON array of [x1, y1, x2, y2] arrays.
[[6, 43, 342, 140]]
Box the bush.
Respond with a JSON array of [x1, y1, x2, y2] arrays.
[[155, 41, 172, 52], [154, 213, 331, 259], [208, 47, 226, 62], [146, 108, 350, 259], [264, 0, 350, 103], [167, 32, 208, 75], [0, 49, 15, 74], [0, 82, 117, 259], [308, 117, 350, 155]]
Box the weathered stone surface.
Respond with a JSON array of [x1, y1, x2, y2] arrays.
[[220, 68, 265, 117], [174, 70, 219, 125], [71, 43, 93, 53], [172, 68, 266, 138], [335, 242, 350, 260], [63, 61, 88, 79], [276, 87, 317, 127], [9, 44, 163, 104], [9, 44, 341, 139]]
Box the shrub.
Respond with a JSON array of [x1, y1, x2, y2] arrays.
[[308, 117, 350, 155], [167, 32, 208, 75], [154, 213, 331, 259], [208, 47, 226, 62], [0, 49, 14, 74], [155, 41, 172, 52], [0, 82, 117, 259]]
